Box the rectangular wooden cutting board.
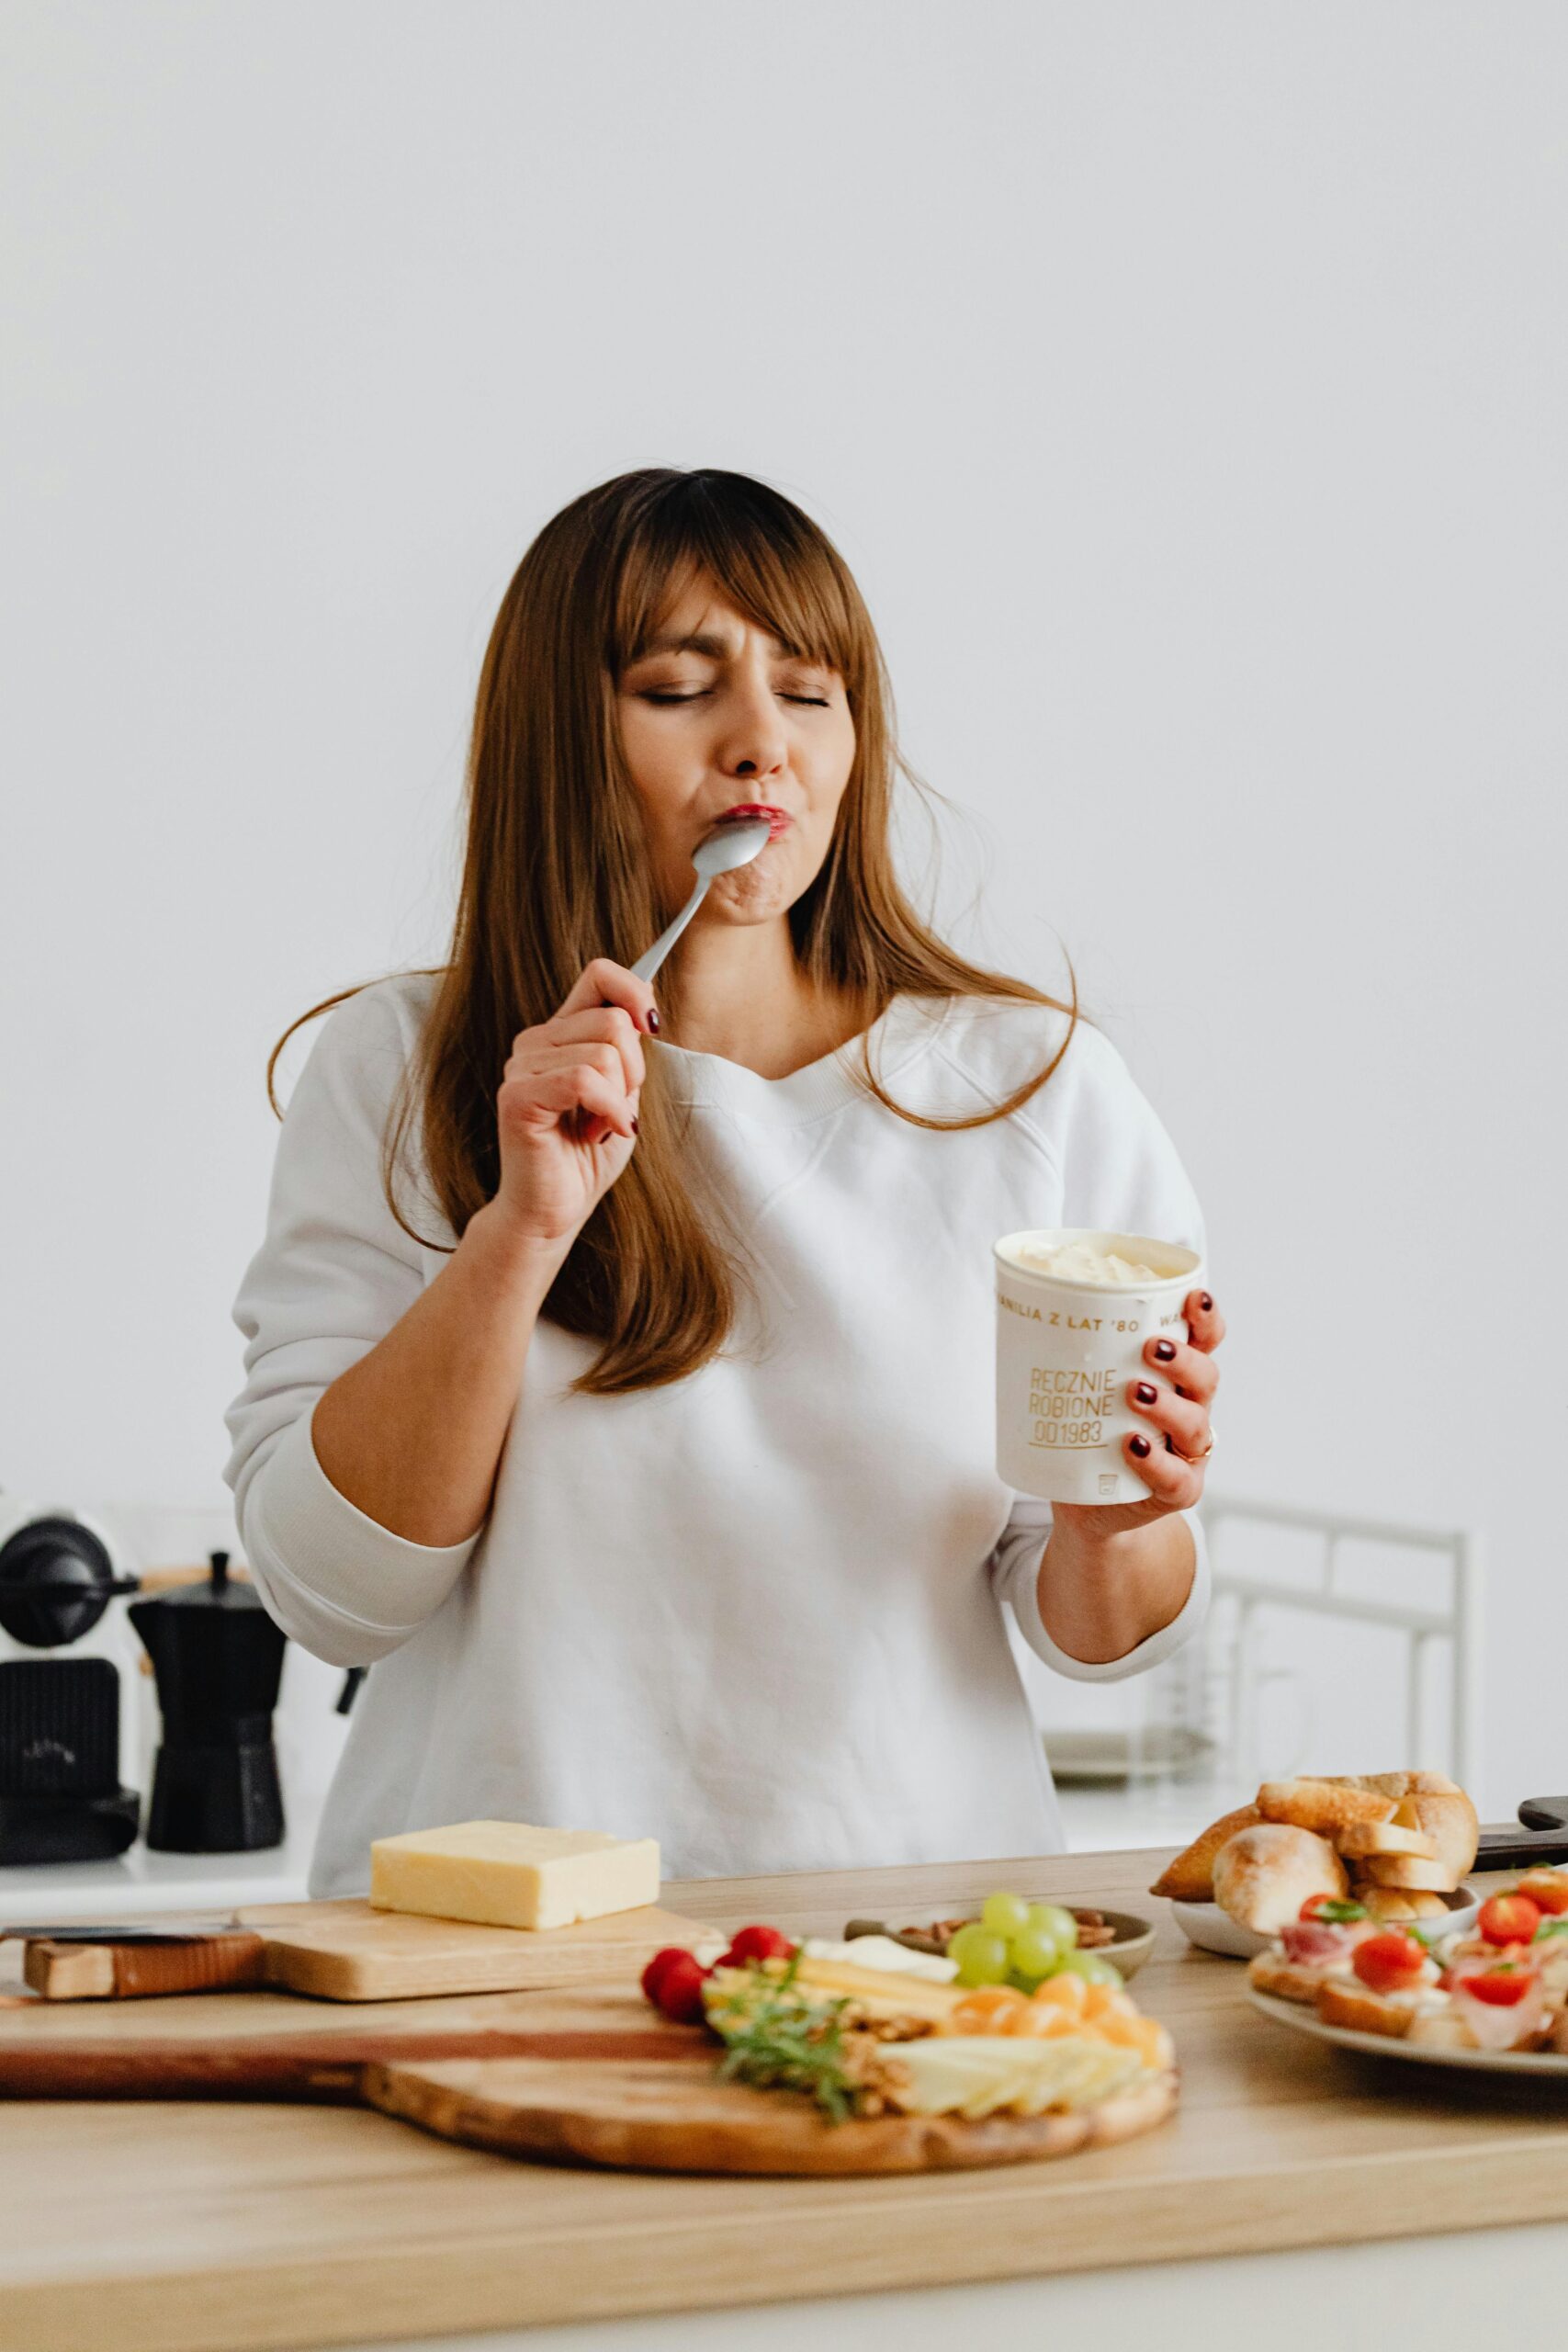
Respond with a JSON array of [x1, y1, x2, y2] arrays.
[[235, 1898, 714, 2000]]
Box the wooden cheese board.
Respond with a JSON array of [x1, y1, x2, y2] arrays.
[[0, 1978, 1176, 2174], [14, 1898, 715, 2003]]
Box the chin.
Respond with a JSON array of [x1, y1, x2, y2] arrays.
[[708, 863, 800, 922]]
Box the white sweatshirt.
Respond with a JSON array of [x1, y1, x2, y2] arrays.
[[224, 977, 1210, 1896]]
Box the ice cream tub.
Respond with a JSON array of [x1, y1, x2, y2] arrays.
[[994, 1227, 1206, 1505]]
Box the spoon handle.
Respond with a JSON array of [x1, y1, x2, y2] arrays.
[[630, 875, 709, 985]]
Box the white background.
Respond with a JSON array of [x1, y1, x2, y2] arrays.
[[2, 2, 1563, 1820]]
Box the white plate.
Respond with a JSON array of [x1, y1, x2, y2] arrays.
[[1173, 1883, 1483, 1961], [1247, 1985, 1568, 2077]]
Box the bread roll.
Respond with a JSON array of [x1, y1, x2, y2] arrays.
[[1213, 1824, 1348, 1934], [1337, 1819, 1437, 1861], [1356, 1884, 1451, 1923], [1148, 1804, 1262, 1903], [1257, 1779, 1398, 1838], [1359, 1852, 1460, 1894]]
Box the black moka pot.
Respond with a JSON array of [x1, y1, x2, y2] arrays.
[[129, 1552, 287, 1851]]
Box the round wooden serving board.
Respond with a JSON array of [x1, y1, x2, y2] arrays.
[[364, 1997, 1179, 2177]]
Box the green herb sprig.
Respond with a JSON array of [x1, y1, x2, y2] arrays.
[[705, 1950, 859, 2123]]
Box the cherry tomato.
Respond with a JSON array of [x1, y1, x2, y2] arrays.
[[1460, 1965, 1539, 2008], [1351, 1931, 1429, 1994], [1299, 1895, 1369, 1924], [719, 1926, 795, 1966], [639, 1946, 690, 2005], [648, 1951, 713, 2023], [1479, 1894, 1542, 1948], [1517, 1871, 1568, 1918]]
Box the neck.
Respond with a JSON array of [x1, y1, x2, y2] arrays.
[[670, 918, 862, 1079]]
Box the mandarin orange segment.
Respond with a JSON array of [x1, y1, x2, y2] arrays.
[[1011, 1999, 1084, 2039], [951, 1985, 1029, 2034], [1031, 1972, 1089, 2014]]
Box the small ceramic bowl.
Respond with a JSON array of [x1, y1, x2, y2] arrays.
[[1172, 1883, 1483, 1961]]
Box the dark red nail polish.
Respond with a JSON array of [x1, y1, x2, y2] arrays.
[[1153, 1339, 1177, 1362], [1134, 1381, 1157, 1405], [631, 1117, 640, 1135], [646, 1007, 660, 1035], [1129, 1433, 1152, 1458], [1200, 1292, 1213, 1313]]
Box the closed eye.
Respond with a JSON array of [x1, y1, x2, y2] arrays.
[[639, 691, 831, 707]]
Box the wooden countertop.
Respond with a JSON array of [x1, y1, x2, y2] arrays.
[[3, 1847, 1567, 2352]]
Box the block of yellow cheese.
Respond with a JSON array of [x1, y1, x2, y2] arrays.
[[368, 1820, 661, 1931]]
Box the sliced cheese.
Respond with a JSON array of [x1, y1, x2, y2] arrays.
[[368, 1819, 660, 1931], [803, 1936, 960, 1984]]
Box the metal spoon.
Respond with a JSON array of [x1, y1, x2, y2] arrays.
[[630, 815, 772, 985]]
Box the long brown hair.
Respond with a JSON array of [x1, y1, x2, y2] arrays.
[[269, 469, 1080, 1393]]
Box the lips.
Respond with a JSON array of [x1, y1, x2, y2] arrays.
[[717, 802, 792, 840]]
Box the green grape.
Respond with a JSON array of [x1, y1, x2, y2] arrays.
[[947, 1925, 1011, 1986], [980, 1891, 1031, 1940], [1057, 1951, 1123, 1988], [1025, 1903, 1078, 1951], [1008, 1923, 1065, 1984]]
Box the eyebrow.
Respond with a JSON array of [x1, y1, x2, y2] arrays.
[[628, 628, 823, 665]]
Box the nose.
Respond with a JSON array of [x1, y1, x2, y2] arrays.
[[718, 672, 788, 784]]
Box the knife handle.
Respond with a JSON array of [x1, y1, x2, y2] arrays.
[[23, 1931, 267, 2001]]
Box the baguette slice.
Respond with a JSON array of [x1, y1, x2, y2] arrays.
[[1316, 1979, 1416, 2038], [1394, 1791, 1478, 1882], [1258, 1779, 1398, 1838], [1359, 1852, 1461, 1894], [1249, 1949, 1359, 2005], [1406, 2007, 1476, 2049], [1336, 1819, 1438, 1861], [1148, 1804, 1262, 1903], [1356, 1884, 1452, 1924]]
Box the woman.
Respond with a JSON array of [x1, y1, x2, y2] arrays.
[[225, 467, 1224, 1898]]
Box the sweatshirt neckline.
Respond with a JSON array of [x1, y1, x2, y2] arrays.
[[655, 992, 954, 1126]]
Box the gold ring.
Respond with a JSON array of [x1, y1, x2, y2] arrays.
[[1169, 1429, 1216, 1464]]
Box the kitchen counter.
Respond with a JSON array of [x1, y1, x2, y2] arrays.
[[2, 1846, 1565, 2352]]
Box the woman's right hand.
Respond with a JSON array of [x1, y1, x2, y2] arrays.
[[491, 960, 659, 1250]]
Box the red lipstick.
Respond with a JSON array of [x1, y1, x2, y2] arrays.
[[718, 802, 792, 840]]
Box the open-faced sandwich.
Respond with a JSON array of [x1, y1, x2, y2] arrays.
[[639, 1891, 1177, 2123], [1152, 1770, 1481, 1936], [1247, 1864, 1568, 2052]]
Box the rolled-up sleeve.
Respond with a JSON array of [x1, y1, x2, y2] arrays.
[[991, 1498, 1211, 1682], [222, 980, 479, 1667]]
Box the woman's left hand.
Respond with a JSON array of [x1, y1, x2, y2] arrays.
[[1051, 1288, 1225, 1541]]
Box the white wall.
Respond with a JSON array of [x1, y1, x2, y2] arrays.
[[2, 2, 1563, 1819]]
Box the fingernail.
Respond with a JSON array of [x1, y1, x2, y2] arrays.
[[646, 1007, 661, 1035], [630, 1117, 639, 1135], [1134, 1381, 1158, 1405], [1153, 1340, 1177, 1362], [1200, 1292, 1213, 1313], [1129, 1434, 1152, 1458]]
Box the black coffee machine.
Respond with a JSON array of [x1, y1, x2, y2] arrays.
[[0, 1511, 143, 1863], [130, 1552, 288, 1852]]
